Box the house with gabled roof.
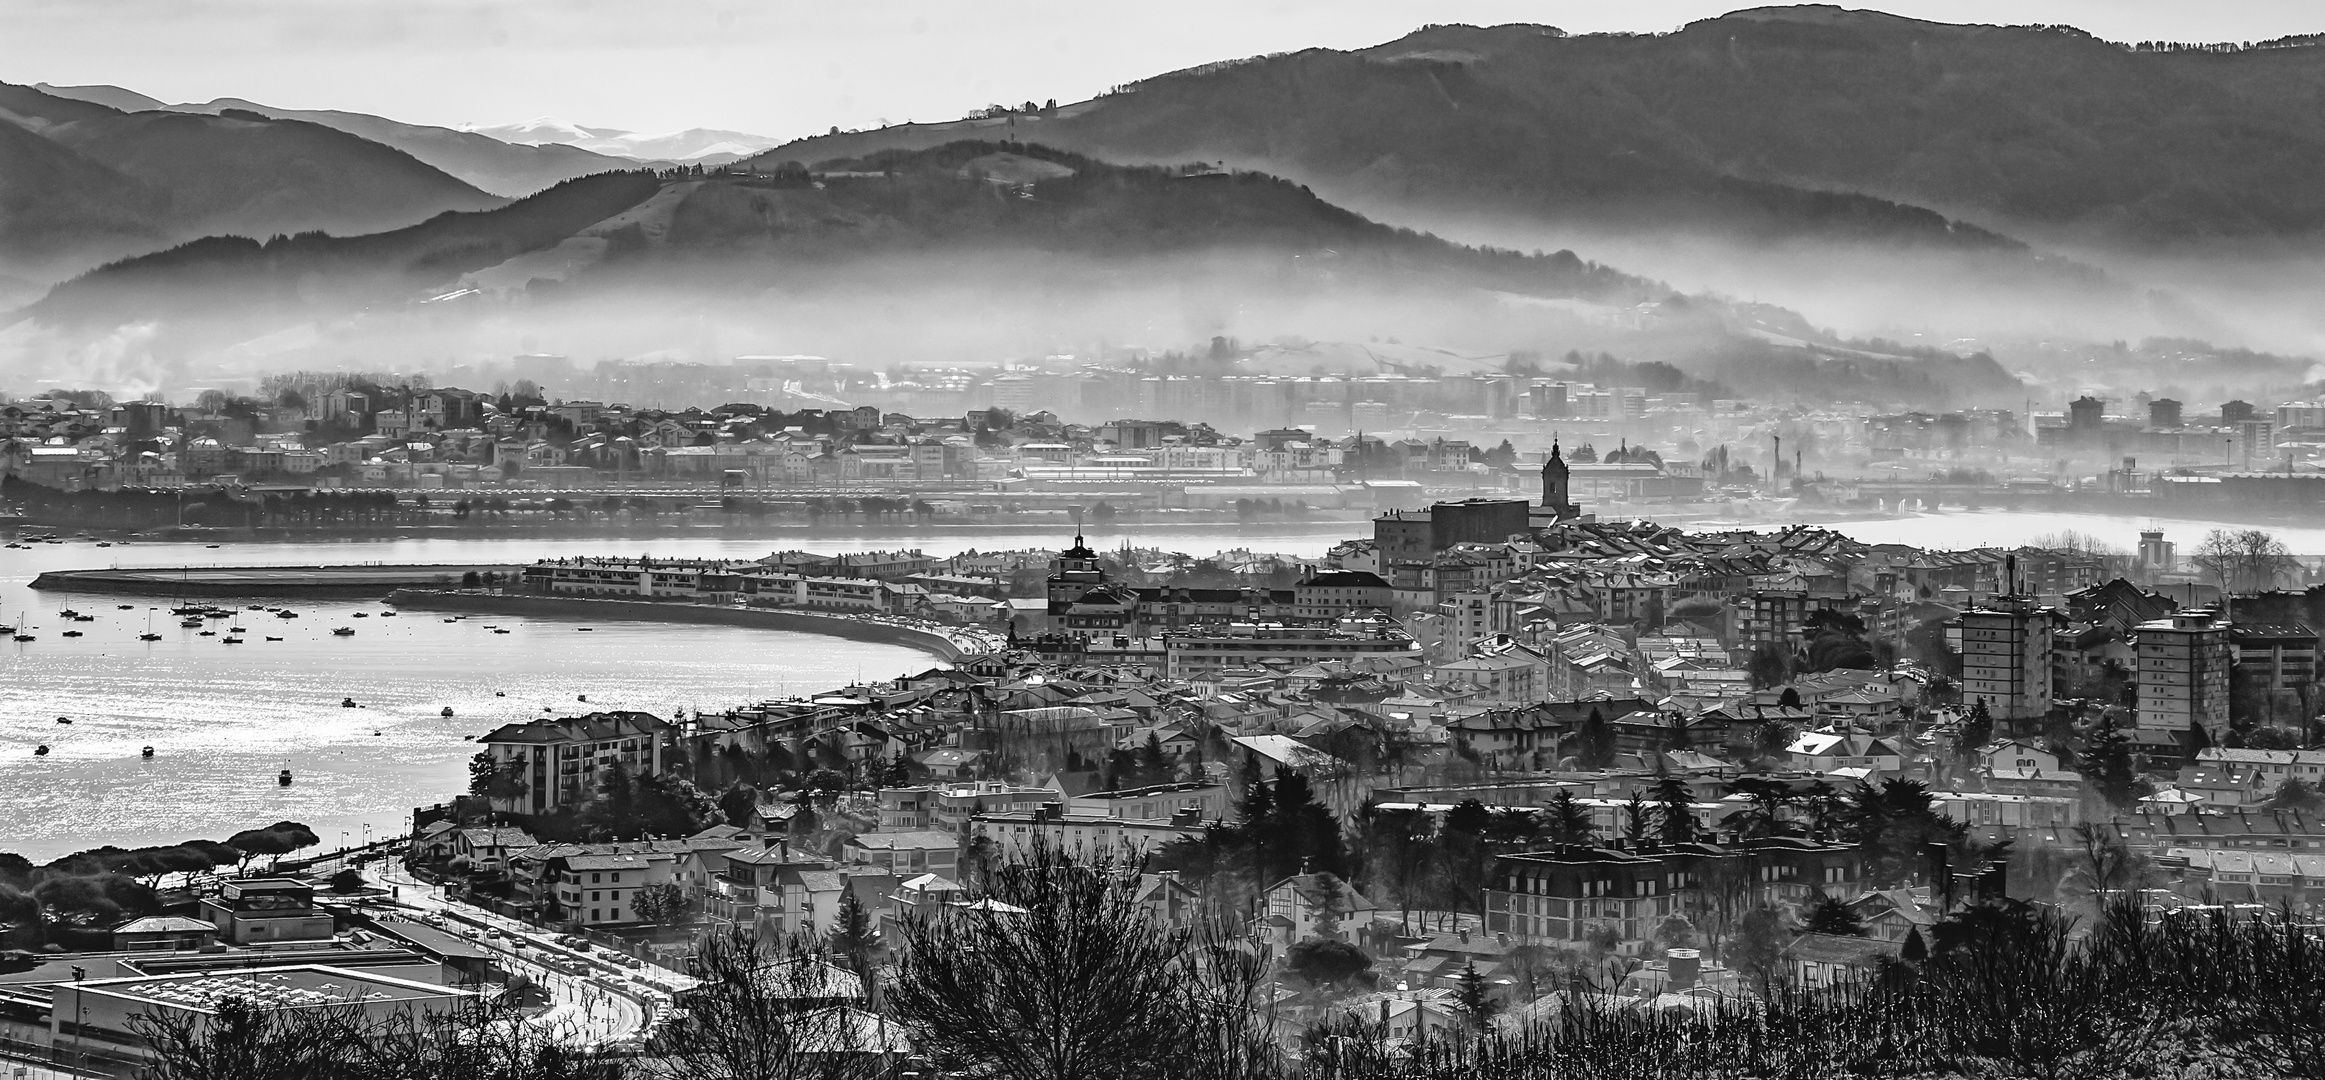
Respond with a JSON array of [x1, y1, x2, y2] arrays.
[[455, 827, 538, 870], [1258, 871, 1378, 947], [1785, 731, 1905, 776]]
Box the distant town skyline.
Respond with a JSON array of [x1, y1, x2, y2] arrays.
[[4, 0, 2320, 144]]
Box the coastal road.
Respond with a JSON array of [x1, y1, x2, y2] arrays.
[[366, 863, 681, 1049]]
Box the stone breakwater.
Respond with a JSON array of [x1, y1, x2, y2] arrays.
[[382, 589, 994, 662], [33, 564, 523, 597]]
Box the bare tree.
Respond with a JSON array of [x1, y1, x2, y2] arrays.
[[132, 995, 627, 1080], [886, 840, 1276, 1080], [647, 925, 901, 1080], [1921, 903, 2166, 1080], [2191, 528, 2298, 595], [2063, 823, 2151, 913]]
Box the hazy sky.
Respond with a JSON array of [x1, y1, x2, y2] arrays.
[[6, 1, 2320, 138]]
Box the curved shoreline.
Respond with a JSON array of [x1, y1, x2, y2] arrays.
[[382, 589, 990, 662]]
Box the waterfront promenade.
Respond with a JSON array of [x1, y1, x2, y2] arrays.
[[385, 588, 1004, 661]]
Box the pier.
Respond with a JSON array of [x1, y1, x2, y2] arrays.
[[385, 588, 998, 661]]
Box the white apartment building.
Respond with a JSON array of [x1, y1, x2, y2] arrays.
[[2134, 610, 2232, 736]]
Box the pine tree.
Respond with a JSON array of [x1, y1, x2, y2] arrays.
[[1546, 789, 1597, 846], [1308, 873, 1348, 940], [1576, 707, 1616, 769], [1136, 731, 1172, 786], [1800, 893, 1866, 936], [1454, 960, 1500, 1030], [1622, 790, 1653, 844], [2086, 718, 2141, 810], [829, 890, 881, 972], [1900, 926, 1928, 963], [2184, 716, 2213, 765], [1957, 700, 1995, 767], [1654, 774, 1699, 844]]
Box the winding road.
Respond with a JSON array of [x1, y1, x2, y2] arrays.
[[368, 861, 690, 1050]]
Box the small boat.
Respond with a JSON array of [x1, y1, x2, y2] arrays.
[[198, 631, 216, 637], [494, 691, 506, 697], [277, 767, 293, 786], [577, 627, 594, 632], [171, 606, 203, 615], [247, 605, 265, 611], [577, 694, 588, 702], [443, 618, 457, 623], [380, 611, 397, 617], [352, 613, 369, 619], [117, 604, 134, 610], [228, 626, 246, 633], [95, 542, 111, 548], [332, 627, 355, 636], [441, 707, 455, 717], [373, 730, 382, 736], [34, 745, 48, 756], [141, 746, 154, 758], [180, 620, 203, 629], [12, 635, 34, 643], [342, 698, 358, 708], [493, 628, 511, 635], [56, 717, 71, 724], [205, 544, 220, 548], [60, 630, 82, 638], [139, 633, 163, 641], [58, 609, 78, 618], [276, 611, 298, 619], [223, 637, 243, 644], [264, 636, 283, 641]]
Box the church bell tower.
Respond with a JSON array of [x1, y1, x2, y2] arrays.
[[1541, 439, 1580, 522]]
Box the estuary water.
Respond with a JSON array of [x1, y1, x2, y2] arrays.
[[0, 522, 1357, 861]]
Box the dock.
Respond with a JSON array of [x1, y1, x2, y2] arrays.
[[30, 564, 525, 597]]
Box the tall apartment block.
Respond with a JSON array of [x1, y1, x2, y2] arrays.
[[2134, 610, 2232, 736], [1958, 594, 2054, 722]]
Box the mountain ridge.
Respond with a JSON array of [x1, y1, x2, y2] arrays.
[[15, 140, 2027, 410], [0, 80, 508, 283]]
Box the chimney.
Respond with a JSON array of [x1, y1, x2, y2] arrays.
[[1667, 948, 1701, 991], [1459, 928, 1471, 944]]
